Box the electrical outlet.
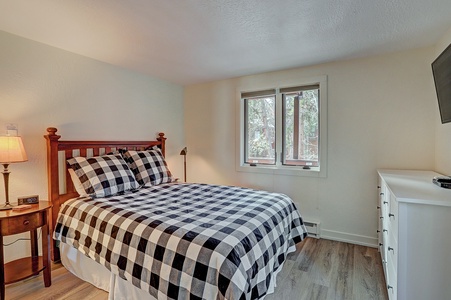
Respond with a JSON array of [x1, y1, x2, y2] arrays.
[[6, 123, 18, 136]]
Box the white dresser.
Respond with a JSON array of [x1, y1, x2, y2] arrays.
[[377, 169, 451, 300]]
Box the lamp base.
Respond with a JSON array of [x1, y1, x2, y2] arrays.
[[0, 203, 13, 211]]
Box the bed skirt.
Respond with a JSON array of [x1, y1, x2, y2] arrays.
[[60, 243, 290, 299], [60, 243, 157, 300]]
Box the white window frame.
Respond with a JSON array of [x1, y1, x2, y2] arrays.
[[236, 75, 328, 178]]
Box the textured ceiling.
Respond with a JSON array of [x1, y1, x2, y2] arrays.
[[0, 0, 451, 85]]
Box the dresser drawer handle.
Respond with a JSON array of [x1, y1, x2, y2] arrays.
[[383, 201, 388, 204], [389, 213, 395, 218], [388, 246, 394, 253], [23, 220, 30, 226], [387, 285, 393, 290]]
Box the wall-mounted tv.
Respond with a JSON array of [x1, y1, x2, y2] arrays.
[[432, 43, 451, 124]]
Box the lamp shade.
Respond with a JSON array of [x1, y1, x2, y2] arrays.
[[0, 136, 28, 163], [180, 147, 187, 156]]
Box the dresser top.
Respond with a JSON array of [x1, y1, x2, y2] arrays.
[[377, 169, 451, 207]]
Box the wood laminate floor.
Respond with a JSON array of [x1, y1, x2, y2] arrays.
[[5, 238, 388, 300]]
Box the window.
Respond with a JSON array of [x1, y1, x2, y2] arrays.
[[237, 76, 327, 177], [282, 85, 319, 167], [243, 89, 276, 165]]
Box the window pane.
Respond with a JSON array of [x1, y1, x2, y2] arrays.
[[283, 89, 319, 167], [244, 96, 276, 165]]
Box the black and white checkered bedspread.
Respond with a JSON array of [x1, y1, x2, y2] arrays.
[[54, 183, 308, 299]]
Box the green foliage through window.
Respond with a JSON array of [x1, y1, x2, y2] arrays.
[[283, 89, 319, 166], [245, 96, 275, 164]]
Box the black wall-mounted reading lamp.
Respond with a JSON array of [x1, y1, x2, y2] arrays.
[[180, 147, 187, 182]]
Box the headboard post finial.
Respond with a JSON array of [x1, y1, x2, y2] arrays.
[[47, 127, 58, 136], [157, 132, 166, 140]]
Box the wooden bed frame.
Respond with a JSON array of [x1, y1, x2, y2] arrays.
[[44, 127, 166, 261]]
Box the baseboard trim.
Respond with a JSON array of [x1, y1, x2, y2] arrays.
[[320, 229, 378, 247]]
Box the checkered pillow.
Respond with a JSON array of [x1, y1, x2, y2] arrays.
[[67, 154, 139, 197], [123, 148, 173, 186]]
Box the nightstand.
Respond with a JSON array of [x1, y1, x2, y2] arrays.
[[0, 201, 52, 300]]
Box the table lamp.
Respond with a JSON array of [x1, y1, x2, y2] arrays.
[[0, 136, 28, 210]]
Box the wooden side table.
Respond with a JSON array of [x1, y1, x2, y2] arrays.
[[0, 201, 52, 300]]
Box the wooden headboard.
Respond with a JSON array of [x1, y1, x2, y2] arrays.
[[44, 127, 166, 261]]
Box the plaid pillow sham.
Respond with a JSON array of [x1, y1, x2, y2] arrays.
[[67, 154, 139, 197], [123, 148, 173, 186]]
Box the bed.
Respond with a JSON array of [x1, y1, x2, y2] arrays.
[[45, 127, 308, 299]]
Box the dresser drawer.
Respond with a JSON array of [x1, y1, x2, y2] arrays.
[[380, 230, 388, 266], [389, 194, 398, 237], [1, 212, 44, 235], [387, 230, 398, 273], [389, 193, 398, 217], [387, 256, 398, 300], [381, 189, 390, 212], [381, 192, 390, 230]]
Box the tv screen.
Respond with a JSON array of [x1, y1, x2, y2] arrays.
[[432, 43, 451, 124]]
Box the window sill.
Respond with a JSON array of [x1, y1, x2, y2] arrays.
[[237, 164, 326, 178]]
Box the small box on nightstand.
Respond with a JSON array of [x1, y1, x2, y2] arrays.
[[17, 195, 39, 205]]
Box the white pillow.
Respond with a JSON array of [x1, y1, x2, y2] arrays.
[[68, 168, 88, 197]]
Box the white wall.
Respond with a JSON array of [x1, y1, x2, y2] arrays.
[[185, 47, 437, 246], [0, 30, 184, 262], [434, 27, 451, 175]]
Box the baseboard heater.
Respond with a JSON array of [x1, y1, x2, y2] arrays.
[[304, 220, 320, 238]]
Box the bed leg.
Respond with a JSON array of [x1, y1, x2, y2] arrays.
[[51, 240, 61, 262]]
